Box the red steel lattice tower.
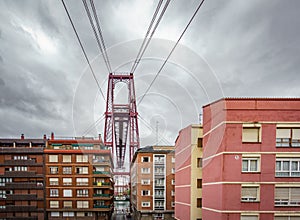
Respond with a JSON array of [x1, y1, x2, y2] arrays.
[[104, 73, 140, 168]]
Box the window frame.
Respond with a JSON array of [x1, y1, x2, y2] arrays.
[[241, 185, 260, 202], [242, 157, 260, 173]]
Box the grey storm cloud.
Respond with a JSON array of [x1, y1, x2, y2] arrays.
[[0, 0, 299, 145]]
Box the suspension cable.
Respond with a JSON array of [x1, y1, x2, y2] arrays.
[[130, 0, 171, 74], [61, 0, 106, 101], [138, 0, 206, 105]]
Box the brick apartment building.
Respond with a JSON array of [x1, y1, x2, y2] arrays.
[[0, 135, 46, 220], [202, 98, 300, 220], [174, 124, 203, 220], [131, 146, 175, 220], [44, 134, 114, 220]]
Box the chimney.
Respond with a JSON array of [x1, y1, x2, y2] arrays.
[[51, 132, 54, 140], [99, 134, 102, 140], [21, 134, 24, 140], [43, 134, 47, 140]]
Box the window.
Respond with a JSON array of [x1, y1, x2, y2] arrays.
[[240, 216, 258, 220], [63, 167, 72, 174], [197, 179, 202, 188], [197, 138, 202, 148], [50, 212, 60, 217], [241, 186, 259, 202], [274, 216, 300, 220], [197, 198, 202, 207], [275, 187, 300, 206], [142, 157, 150, 162], [154, 155, 165, 163], [76, 178, 89, 186], [276, 128, 300, 147], [63, 155, 71, 163], [14, 166, 27, 171], [197, 158, 202, 168], [155, 178, 164, 186], [141, 168, 150, 174], [171, 190, 175, 196], [141, 202, 150, 207], [50, 201, 59, 208], [76, 155, 88, 163], [171, 168, 175, 174], [63, 212, 74, 217], [276, 158, 300, 177], [50, 166, 58, 174], [172, 157, 175, 163], [63, 189, 72, 197], [63, 201, 72, 208], [49, 178, 59, 186], [76, 167, 89, 174], [77, 189, 89, 197], [50, 189, 59, 197], [141, 190, 150, 196], [13, 155, 28, 160], [0, 178, 12, 186], [77, 201, 89, 208], [141, 179, 150, 185], [171, 201, 175, 207], [242, 126, 260, 143], [77, 212, 93, 217], [172, 179, 175, 185], [49, 155, 58, 162], [155, 201, 164, 208], [63, 178, 72, 186], [242, 157, 259, 172]]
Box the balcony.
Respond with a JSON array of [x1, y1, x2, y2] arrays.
[[93, 171, 111, 177], [6, 217, 38, 220], [93, 194, 113, 199], [0, 147, 43, 154], [154, 172, 165, 176], [0, 205, 42, 212], [3, 171, 43, 178], [154, 206, 164, 210], [154, 185, 165, 189], [6, 194, 42, 201], [5, 182, 43, 189], [154, 195, 165, 199], [154, 160, 165, 165], [92, 159, 110, 165], [3, 160, 43, 166]]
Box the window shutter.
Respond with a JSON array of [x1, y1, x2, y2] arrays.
[[241, 216, 258, 220], [274, 217, 288, 220], [275, 187, 289, 200], [293, 129, 300, 139], [276, 129, 291, 139], [290, 188, 300, 201], [241, 187, 257, 198], [242, 128, 259, 142]]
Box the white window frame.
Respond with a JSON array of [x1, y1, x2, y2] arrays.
[[241, 185, 260, 202], [50, 189, 59, 197], [141, 201, 150, 207], [275, 187, 300, 206], [49, 178, 59, 186], [63, 189, 72, 197], [49, 155, 58, 163], [276, 158, 300, 177], [141, 179, 150, 185], [142, 156, 150, 163], [62, 155, 72, 163], [77, 201, 89, 208], [50, 200, 59, 208], [50, 212, 60, 217], [63, 178, 72, 186], [242, 124, 261, 143], [242, 157, 260, 172], [141, 190, 150, 196], [76, 155, 89, 163], [141, 168, 150, 174], [63, 201, 72, 208]]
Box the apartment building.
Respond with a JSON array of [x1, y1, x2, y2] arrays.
[[202, 98, 300, 220], [174, 124, 203, 220], [0, 135, 46, 220], [44, 135, 114, 220], [131, 146, 175, 220]]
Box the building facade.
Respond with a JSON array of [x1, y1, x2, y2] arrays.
[[0, 135, 46, 220], [131, 146, 175, 220], [174, 124, 203, 220], [202, 98, 300, 220], [44, 135, 114, 220]]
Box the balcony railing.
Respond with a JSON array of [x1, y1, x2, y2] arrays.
[[3, 160, 42, 166], [0, 205, 42, 212], [93, 194, 112, 198], [275, 199, 300, 206], [0, 147, 43, 154], [3, 171, 43, 178], [6, 194, 41, 201], [154, 206, 164, 210], [93, 171, 111, 175], [5, 182, 43, 189], [93, 205, 111, 208]]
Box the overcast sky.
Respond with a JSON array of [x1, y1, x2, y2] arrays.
[[0, 0, 299, 147]]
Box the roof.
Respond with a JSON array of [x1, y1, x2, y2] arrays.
[[131, 145, 174, 164]]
